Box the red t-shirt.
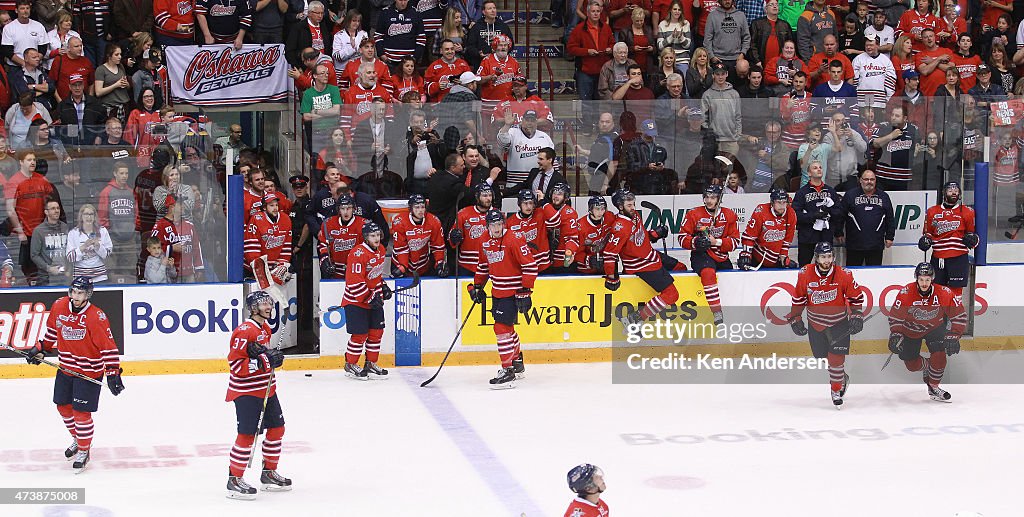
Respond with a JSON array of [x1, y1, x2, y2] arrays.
[[949, 53, 981, 92], [764, 20, 781, 65], [914, 46, 954, 95], [14, 173, 54, 237], [48, 54, 95, 101]]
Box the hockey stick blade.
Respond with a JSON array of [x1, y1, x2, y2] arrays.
[[881, 352, 894, 371], [1, 342, 105, 386], [394, 268, 421, 294], [420, 301, 478, 387]]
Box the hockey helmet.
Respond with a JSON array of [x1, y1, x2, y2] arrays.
[[262, 191, 280, 209], [517, 189, 536, 205], [245, 290, 273, 314], [703, 184, 724, 199], [68, 276, 94, 300], [588, 195, 607, 211], [485, 209, 505, 225], [567, 463, 602, 495], [914, 261, 935, 279], [336, 194, 355, 208], [769, 187, 789, 203], [813, 241, 834, 257], [408, 193, 427, 209], [550, 182, 572, 197], [362, 221, 383, 239], [610, 189, 635, 210], [942, 181, 961, 206], [474, 182, 494, 203]]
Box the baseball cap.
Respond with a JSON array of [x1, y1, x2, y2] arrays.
[[289, 174, 310, 188], [711, 62, 728, 74], [164, 194, 177, 208], [69, 73, 85, 84], [263, 191, 280, 204], [686, 106, 704, 120], [902, 69, 919, 80], [458, 71, 482, 84], [512, 75, 527, 84], [977, 64, 991, 74], [522, 109, 538, 120], [864, 34, 878, 43], [641, 119, 657, 137]]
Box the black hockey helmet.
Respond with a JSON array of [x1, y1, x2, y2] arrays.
[[517, 189, 536, 205], [408, 193, 427, 209], [814, 241, 834, 257], [588, 195, 607, 211], [336, 194, 355, 208], [246, 290, 273, 314], [68, 276, 94, 299], [914, 261, 935, 279], [703, 184, 724, 199], [474, 182, 494, 202], [942, 181, 961, 206], [362, 221, 383, 238], [567, 463, 601, 495], [485, 209, 504, 225], [770, 187, 789, 203], [550, 181, 571, 197], [610, 189, 635, 210]]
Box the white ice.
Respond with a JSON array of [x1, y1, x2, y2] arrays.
[[1, 361, 1019, 517]]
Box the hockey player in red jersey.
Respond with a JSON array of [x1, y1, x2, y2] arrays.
[[391, 194, 449, 277], [787, 242, 865, 408], [604, 190, 682, 325], [468, 209, 538, 388], [449, 182, 495, 275], [317, 195, 366, 280], [918, 181, 977, 302], [542, 182, 581, 274], [887, 262, 967, 402], [739, 187, 798, 270], [677, 185, 740, 324], [242, 167, 267, 222], [341, 222, 391, 379], [507, 189, 553, 273], [244, 192, 293, 283], [576, 196, 616, 274], [24, 277, 125, 473], [565, 463, 609, 517], [224, 291, 289, 499]]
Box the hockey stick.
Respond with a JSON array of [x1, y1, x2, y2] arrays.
[[325, 270, 422, 313], [0, 342, 104, 386], [420, 300, 478, 388], [880, 335, 903, 371], [246, 368, 275, 469], [825, 310, 883, 349]]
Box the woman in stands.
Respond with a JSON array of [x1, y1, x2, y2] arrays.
[[332, 10, 368, 85], [619, 7, 655, 73], [890, 35, 914, 93], [125, 87, 164, 169], [94, 44, 132, 124], [152, 166, 196, 221], [65, 204, 113, 283], [316, 127, 357, 181], [656, 1, 691, 73], [648, 47, 686, 97], [390, 57, 427, 103], [685, 47, 713, 99], [432, 9, 466, 60], [987, 42, 1017, 94]]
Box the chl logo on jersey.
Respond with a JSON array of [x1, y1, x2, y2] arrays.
[[469, 223, 486, 240], [810, 288, 838, 304]]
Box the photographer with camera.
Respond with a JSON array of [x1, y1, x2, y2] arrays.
[[822, 112, 866, 189]]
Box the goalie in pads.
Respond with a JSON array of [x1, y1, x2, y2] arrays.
[[887, 262, 966, 402], [245, 192, 293, 305]]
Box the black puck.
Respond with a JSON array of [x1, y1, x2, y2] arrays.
[[305, 373, 312, 377]]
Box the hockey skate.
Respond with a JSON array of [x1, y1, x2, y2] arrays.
[[840, 373, 850, 397], [260, 468, 293, 492], [226, 475, 258, 500], [618, 310, 641, 329], [927, 382, 952, 402], [713, 311, 724, 326], [64, 440, 78, 460], [363, 361, 389, 378], [489, 367, 516, 389], [512, 351, 526, 379], [830, 389, 843, 409], [72, 449, 90, 474], [344, 362, 368, 380]]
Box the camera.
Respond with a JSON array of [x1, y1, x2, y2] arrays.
[[448, 74, 461, 84], [152, 123, 168, 136], [841, 121, 850, 130]]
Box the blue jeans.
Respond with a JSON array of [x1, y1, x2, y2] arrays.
[[576, 71, 598, 128], [563, 0, 579, 41], [83, 37, 107, 68]]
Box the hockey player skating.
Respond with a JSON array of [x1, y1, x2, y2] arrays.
[[786, 242, 865, 408], [605, 190, 685, 326], [341, 222, 392, 379], [565, 463, 609, 517], [541, 182, 581, 274], [919, 181, 978, 302], [449, 182, 495, 275], [468, 209, 538, 388], [739, 187, 797, 270], [508, 189, 553, 272], [391, 194, 448, 278], [24, 277, 125, 473], [575, 196, 616, 274], [317, 195, 366, 280], [225, 291, 289, 499], [678, 185, 740, 324], [887, 262, 967, 402]]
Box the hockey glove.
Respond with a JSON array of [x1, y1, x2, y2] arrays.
[[782, 255, 799, 269], [650, 225, 669, 242], [380, 282, 393, 301], [962, 232, 979, 249], [449, 228, 464, 247], [849, 314, 864, 335], [435, 260, 450, 278], [888, 333, 904, 355], [693, 233, 713, 251], [918, 235, 932, 252], [320, 259, 335, 278], [737, 253, 751, 271], [391, 262, 407, 278], [945, 334, 961, 355], [604, 276, 620, 291], [790, 318, 808, 336], [271, 263, 291, 284], [369, 294, 384, 310], [247, 342, 268, 359], [815, 210, 830, 220], [106, 368, 125, 396], [515, 289, 533, 314], [265, 348, 285, 369], [468, 284, 487, 304], [24, 343, 44, 365], [550, 230, 561, 250]]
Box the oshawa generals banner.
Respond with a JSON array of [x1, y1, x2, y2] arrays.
[[166, 44, 290, 106]]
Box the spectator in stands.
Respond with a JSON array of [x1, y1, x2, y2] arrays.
[[464, 0, 513, 69], [779, 71, 811, 149], [503, 147, 565, 205], [568, 0, 614, 104], [391, 57, 426, 103], [426, 152, 472, 233], [375, 0, 426, 67], [835, 169, 894, 266], [65, 203, 112, 282], [797, 125, 831, 187], [71, 0, 112, 66], [43, 11, 78, 70], [438, 71, 483, 146], [215, 124, 247, 166], [823, 112, 865, 188], [286, 1, 333, 67], [619, 7, 655, 73], [49, 37, 93, 104], [597, 42, 635, 100], [648, 47, 685, 97], [30, 199, 69, 285], [143, 235, 176, 283], [890, 69, 926, 131], [1, 0, 49, 69], [196, 0, 252, 48], [94, 43, 130, 123], [915, 28, 953, 96], [10, 48, 55, 112], [701, 62, 743, 156], [836, 14, 864, 60], [492, 76, 554, 132], [577, 111, 618, 195], [306, 164, 341, 230], [5, 92, 52, 149], [765, 39, 803, 94], [656, 1, 691, 72], [339, 39, 387, 92], [404, 110, 445, 195], [812, 59, 857, 124], [351, 96, 396, 178], [685, 46, 713, 99], [796, 0, 836, 62], [896, 0, 939, 53], [424, 39, 471, 102], [851, 36, 895, 110], [315, 128, 356, 180], [792, 159, 839, 265], [111, 0, 154, 42], [152, 165, 196, 220], [477, 34, 519, 123], [131, 48, 166, 107], [621, 118, 657, 176], [25, 120, 69, 167], [655, 72, 687, 134], [931, 66, 963, 136], [981, 13, 1015, 59], [92, 117, 135, 173], [864, 11, 894, 54], [612, 63, 655, 121], [806, 34, 851, 88], [745, 118, 789, 192], [54, 74, 104, 147], [871, 104, 918, 192], [737, 65, 770, 99], [988, 42, 1016, 94], [749, 0, 792, 69], [704, 0, 751, 76], [949, 34, 980, 92], [249, 0, 288, 43], [968, 63, 1008, 115], [608, 0, 649, 33], [496, 109, 555, 187], [301, 62, 342, 156], [9, 151, 57, 282], [125, 87, 161, 164], [0, 136, 18, 177], [96, 161, 138, 283], [623, 144, 678, 194], [432, 9, 466, 60], [331, 10, 367, 80], [151, 193, 204, 283], [154, 0, 195, 46]]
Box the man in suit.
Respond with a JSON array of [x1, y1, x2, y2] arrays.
[[502, 147, 565, 206]]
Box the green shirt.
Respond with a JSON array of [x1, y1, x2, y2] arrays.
[[300, 84, 343, 132], [779, 0, 809, 31]]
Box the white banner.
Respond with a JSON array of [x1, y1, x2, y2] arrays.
[[166, 44, 290, 106]]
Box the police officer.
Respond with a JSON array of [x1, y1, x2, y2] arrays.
[[288, 174, 316, 351]]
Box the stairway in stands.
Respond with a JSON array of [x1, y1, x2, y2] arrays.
[[496, 0, 577, 101]]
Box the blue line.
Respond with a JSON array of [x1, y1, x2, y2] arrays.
[[403, 373, 545, 517]]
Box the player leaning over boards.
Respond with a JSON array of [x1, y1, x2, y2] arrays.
[[225, 291, 290, 499], [604, 190, 686, 327], [565, 463, 609, 517], [677, 184, 740, 325], [887, 262, 967, 402], [24, 276, 125, 474], [918, 181, 978, 303], [468, 209, 538, 389], [341, 222, 392, 380], [786, 242, 865, 409], [575, 196, 616, 274]]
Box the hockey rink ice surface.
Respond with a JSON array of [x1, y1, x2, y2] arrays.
[[2, 361, 1020, 517]]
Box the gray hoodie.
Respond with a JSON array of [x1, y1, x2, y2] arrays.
[[704, 6, 750, 62], [30, 219, 69, 285], [701, 81, 743, 143]]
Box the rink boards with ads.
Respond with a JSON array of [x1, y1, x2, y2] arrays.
[[1, 264, 1022, 378]]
